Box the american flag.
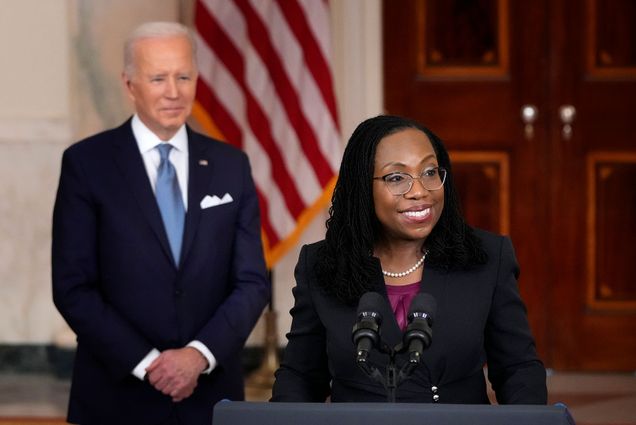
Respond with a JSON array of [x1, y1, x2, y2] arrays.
[[192, 0, 343, 267]]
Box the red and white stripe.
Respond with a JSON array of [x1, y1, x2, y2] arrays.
[[193, 0, 342, 266]]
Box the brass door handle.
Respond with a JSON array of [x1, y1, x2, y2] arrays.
[[559, 105, 576, 140], [521, 104, 538, 140]]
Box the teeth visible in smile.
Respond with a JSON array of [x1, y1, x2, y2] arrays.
[[403, 208, 430, 218]]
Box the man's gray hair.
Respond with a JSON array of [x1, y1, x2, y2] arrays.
[[123, 21, 197, 77]]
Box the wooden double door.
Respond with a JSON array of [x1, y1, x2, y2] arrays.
[[384, 0, 636, 370]]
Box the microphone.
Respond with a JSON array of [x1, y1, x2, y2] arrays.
[[403, 293, 436, 365], [352, 292, 384, 363]]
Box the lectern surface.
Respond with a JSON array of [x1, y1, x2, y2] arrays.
[[213, 402, 572, 425]]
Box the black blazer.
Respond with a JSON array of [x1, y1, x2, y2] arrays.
[[52, 119, 270, 424], [271, 229, 547, 404]]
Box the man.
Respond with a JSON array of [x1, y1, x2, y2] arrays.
[[52, 22, 270, 424]]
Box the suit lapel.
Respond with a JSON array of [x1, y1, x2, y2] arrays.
[[418, 265, 448, 308], [179, 129, 213, 266], [111, 120, 174, 265], [418, 265, 448, 384]]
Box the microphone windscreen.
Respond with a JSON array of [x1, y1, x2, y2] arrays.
[[408, 293, 437, 324], [356, 292, 385, 318]]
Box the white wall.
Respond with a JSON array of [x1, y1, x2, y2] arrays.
[[0, 0, 71, 343], [0, 0, 382, 347]]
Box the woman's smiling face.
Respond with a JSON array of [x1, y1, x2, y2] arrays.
[[372, 128, 445, 243]]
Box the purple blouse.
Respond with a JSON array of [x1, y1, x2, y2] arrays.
[[386, 282, 421, 331]]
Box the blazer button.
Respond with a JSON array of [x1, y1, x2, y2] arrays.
[[174, 289, 183, 297], [431, 386, 438, 394], [433, 394, 440, 402]]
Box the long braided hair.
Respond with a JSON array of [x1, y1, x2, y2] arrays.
[[315, 115, 487, 304]]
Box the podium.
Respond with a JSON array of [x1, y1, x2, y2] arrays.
[[213, 402, 574, 425]]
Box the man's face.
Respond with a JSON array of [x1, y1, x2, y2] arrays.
[[123, 35, 198, 140]]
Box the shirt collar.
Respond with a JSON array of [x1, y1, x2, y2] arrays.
[[131, 114, 188, 154]]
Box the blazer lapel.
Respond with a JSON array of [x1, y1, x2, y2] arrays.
[[418, 265, 448, 310], [179, 129, 212, 266], [418, 265, 448, 385], [111, 120, 174, 265]]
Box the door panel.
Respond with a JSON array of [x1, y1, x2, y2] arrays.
[[384, 0, 636, 370], [452, 152, 510, 235], [547, 0, 636, 370]]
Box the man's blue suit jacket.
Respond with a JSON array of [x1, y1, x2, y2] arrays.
[[52, 119, 270, 425]]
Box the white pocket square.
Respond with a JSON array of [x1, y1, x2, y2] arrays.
[[200, 193, 234, 209]]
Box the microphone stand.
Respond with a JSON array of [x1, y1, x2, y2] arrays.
[[356, 342, 418, 403]]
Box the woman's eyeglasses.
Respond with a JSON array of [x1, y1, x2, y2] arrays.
[[373, 167, 447, 195]]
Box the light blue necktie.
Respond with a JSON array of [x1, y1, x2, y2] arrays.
[[155, 143, 185, 265]]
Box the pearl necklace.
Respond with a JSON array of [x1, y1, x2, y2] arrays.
[[381, 252, 427, 278]]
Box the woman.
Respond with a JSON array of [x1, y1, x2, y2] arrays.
[[271, 115, 547, 404]]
